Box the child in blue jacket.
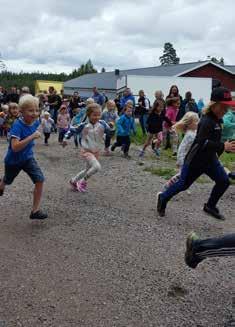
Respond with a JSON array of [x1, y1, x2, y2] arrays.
[[111, 103, 136, 158]]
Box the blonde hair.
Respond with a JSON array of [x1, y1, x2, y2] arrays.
[[86, 103, 101, 117], [103, 100, 117, 112], [86, 98, 95, 106], [174, 112, 199, 133], [19, 94, 39, 111]]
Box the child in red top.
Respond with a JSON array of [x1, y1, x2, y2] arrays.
[[163, 97, 180, 156]]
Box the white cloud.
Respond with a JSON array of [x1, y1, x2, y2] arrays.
[[1, 0, 235, 73]]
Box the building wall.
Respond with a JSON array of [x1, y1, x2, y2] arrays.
[[181, 64, 235, 91]]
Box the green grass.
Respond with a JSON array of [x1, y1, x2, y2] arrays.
[[144, 167, 176, 180], [220, 152, 235, 171], [131, 124, 147, 145]]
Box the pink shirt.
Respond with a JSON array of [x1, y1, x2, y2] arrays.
[[163, 106, 179, 129], [57, 113, 70, 129]]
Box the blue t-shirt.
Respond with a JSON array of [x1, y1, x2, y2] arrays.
[[4, 118, 40, 165]]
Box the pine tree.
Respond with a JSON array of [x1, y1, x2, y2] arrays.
[[208, 56, 225, 66], [159, 43, 180, 65]]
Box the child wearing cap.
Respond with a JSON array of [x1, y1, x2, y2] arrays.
[[0, 95, 47, 220], [41, 111, 54, 145], [157, 86, 235, 220]]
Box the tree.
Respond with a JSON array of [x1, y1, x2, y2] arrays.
[[207, 56, 225, 66], [0, 52, 6, 71], [101, 67, 106, 73], [159, 43, 180, 65]]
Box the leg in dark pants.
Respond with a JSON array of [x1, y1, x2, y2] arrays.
[[139, 115, 146, 135], [44, 132, 50, 144], [194, 233, 235, 259], [58, 129, 66, 143], [204, 159, 230, 208], [112, 136, 131, 154], [105, 130, 115, 149]]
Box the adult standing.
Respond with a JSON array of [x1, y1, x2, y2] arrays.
[[92, 87, 105, 107], [69, 91, 85, 118], [183, 91, 198, 114], [48, 86, 59, 131], [137, 89, 150, 135], [157, 87, 235, 219], [6, 86, 19, 104], [120, 88, 136, 111]]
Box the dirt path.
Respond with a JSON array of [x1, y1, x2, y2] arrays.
[[0, 135, 234, 327]]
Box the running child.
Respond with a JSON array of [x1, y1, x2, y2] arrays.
[[41, 111, 54, 145], [101, 100, 119, 155], [111, 103, 136, 158], [157, 87, 235, 219], [163, 112, 199, 189], [70, 98, 94, 148], [0, 94, 47, 220], [57, 104, 70, 144], [63, 103, 110, 192], [139, 100, 172, 157]]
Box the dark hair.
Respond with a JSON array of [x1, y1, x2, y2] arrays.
[[150, 100, 160, 114], [185, 91, 192, 101], [167, 85, 179, 98]]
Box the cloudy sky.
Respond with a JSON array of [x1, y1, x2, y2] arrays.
[[1, 0, 235, 73]]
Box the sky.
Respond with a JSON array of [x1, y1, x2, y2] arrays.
[[1, 0, 235, 74]]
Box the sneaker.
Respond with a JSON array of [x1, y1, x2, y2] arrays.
[[69, 179, 78, 191], [111, 144, 116, 152], [30, 210, 48, 220], [228, 172, 235, 180], [185, 232, 202, 269], [154, 148, 160, 156], [203, 203, 225, 220], [139, 150, 145, 158], [77, 179, 87, 193], [156, 192, 166, 217]]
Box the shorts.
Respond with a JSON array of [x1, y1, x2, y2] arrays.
[[3, 157, 45, 185]]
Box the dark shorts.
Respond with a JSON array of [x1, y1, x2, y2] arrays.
[[3, 158, 45, 185]]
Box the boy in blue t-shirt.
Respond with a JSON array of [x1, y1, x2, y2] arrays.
[[0, 95, 47, 220]]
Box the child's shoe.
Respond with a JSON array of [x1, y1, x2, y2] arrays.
[[154, 148, 160, 156], [77, 179, 87, 193], [30, 210, 48, 220], [139, 149, 145, 157]]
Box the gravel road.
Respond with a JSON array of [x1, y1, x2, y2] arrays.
[[0, 135, 234, 327]]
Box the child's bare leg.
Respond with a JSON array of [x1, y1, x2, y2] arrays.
[[32, 181, 43, 213], [143, 135, 152, 150]]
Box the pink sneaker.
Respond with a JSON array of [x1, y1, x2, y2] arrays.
[[77, 180, 87, 193], [69, 179, 78, 191]]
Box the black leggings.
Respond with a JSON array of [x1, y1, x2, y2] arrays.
[[112, 135, 131, 154], [44, 132, 50, 144]]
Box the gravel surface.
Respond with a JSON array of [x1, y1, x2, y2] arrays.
[[0, 135, 234, 327]]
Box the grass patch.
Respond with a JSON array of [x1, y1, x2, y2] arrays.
[[131, 123, 147, 145], [220, 152, 235, 171], [144, 167, 176, 180]]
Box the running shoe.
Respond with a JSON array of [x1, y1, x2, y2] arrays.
[[156, 192, 166, 217], [77, 179, 87, 193], [30, 210, 48, 220], [203, 203, 225, 220], [185, 231, 202, 269], [139, 150, 145, 157]]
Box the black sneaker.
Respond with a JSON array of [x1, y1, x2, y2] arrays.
[[203, 203, 225, 220], [156, 192, 166, 217], [228, 172, 235, 180], [111, 145, 115, 152], [30, 210, 48, 220], [123, 153, 131, 159], [185, 232, 203, 269]]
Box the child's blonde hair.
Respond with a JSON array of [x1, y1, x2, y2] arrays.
[[86, 103, 101, 117], [173, 112, 199, 133], [86, 98, 95, 106], [1, 104, 9, 113], [8, 102, 19, 116], [19, 94, 39, 111], [103, 100, 117, 112]]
